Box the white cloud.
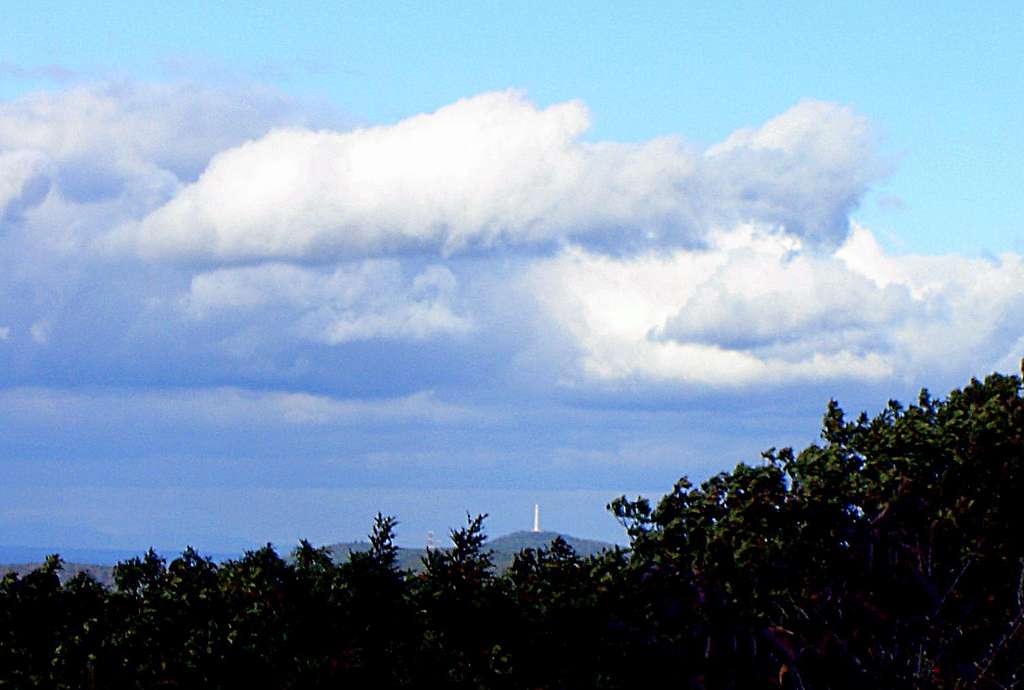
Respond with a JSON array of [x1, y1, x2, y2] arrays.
[[3, 82, 1011, 399], [121, 92, 879, 261], [658, 241, 918, 351], [0, 81, 311, 232], [0, 326, 9, 340], [0, 386, 476, 428], [701, 101, 883, 245], [527, 223, 1024, 388], [29, 320, 50, 344], [0, 82, 303, 181], [0, 149, 50, 217], [183, 260, 471, 344]]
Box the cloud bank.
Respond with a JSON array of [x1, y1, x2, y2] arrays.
[[0, 386, 473, 429], [0, 80, 1018, 408]]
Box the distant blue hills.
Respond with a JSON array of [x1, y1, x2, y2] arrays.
[[0, 544, 239, 566], [325, 530, 615, 572], [1, 530, 617, 586]]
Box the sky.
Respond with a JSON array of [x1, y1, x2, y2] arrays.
[[0, 2, 1022, 553]]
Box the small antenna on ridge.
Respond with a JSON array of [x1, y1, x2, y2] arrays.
[[533, 504, 541, 533]]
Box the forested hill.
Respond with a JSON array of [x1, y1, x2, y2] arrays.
[[488, 530, 614, 569], [488, 530, 611, 557]]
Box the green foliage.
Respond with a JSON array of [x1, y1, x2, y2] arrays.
[[3, 369, 1024, 688]]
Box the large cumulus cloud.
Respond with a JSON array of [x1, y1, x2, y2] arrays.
[[118, 91, 879, 260]]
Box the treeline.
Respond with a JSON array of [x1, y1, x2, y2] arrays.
[[3, 370, 1024, 689]]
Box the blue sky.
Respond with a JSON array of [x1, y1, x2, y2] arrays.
[[0, 2, 1022, 552]]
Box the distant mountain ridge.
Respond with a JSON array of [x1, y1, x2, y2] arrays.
[[1, 530, 618, 586], [0, 562, 117, 587], [324, 529, 616, 573], [0, 544, 239, 566]]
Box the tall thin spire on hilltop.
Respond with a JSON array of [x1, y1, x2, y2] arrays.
[[533, 504, 540, 533]]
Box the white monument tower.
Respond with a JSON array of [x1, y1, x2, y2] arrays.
[[533, 503, 541, 533]]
